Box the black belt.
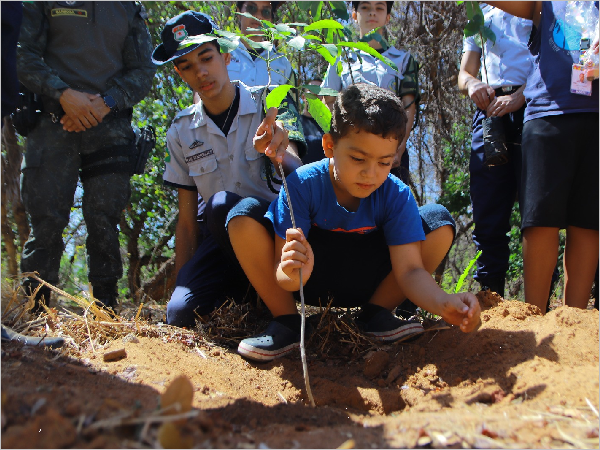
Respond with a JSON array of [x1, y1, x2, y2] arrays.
[[494, 85, 522, 96]]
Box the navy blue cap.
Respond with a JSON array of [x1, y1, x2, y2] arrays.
[[152, 11, 219, 65]]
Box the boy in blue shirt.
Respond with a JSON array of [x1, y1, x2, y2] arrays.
[[227, 83, 481, 362]]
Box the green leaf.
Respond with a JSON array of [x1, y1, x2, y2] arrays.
[[304, 19, 345, 33], [339, 41, 398, 72], [313, 44, 338, 65], [454, 251, 482, 293], [465, 1, 475, 20], [298, 1, 314, 11], [359, 30, 389, 52], [217, 36, 240, 53], [329, 1, 349, 20], [463, 21, 479, 37], [287, 35, 306, 50], [303, 84, 339, 96], [306, 97, 331, 133], [275, 23, 296, 34], [249, 40, 274, 52], [336, 60, 343, 76], [302, 34, 323, 42], [311, 1, 323, 19], [265, 85, 294, 109], [482, 27, 496, 45]]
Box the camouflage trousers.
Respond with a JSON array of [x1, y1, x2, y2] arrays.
[[20, 115, 134, 290]]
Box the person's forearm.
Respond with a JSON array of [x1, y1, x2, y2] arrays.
[[395, 267, 448, 316], [458, 72, 481, 96], [174, 220, 199, 275]]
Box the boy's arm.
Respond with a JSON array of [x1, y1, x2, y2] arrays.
[[175, 188, 200, 275], [274, 229, 314, 291], [390, 242, 481, 332]]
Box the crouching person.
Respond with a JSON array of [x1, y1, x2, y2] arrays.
[[228, 83, 481, 362], [151, 11, 306, 328]]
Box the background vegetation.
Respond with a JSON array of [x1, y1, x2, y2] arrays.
[[1, 1, 547, 305]]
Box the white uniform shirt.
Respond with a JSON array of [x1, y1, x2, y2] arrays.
[[463, 4, 533, 88], [228, 44, 295, 87], [164, 81, 281, 202], [321, 46, 412, 93]]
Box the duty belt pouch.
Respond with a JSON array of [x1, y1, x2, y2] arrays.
[[11, 83, 43, 137], [482, 116, 509, 167], [131, 126, 156, 175]]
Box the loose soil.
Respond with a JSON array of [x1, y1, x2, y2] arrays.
[[1, 291, 599, 449]]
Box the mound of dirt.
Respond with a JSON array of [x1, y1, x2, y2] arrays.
[[2, 296, 599, 448]]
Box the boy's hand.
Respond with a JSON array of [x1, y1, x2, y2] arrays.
[[253, 107, 289, 163], [280, 228, 314, 285], [439, 292, 481, 333]]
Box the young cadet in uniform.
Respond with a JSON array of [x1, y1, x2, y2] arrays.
[[321, 1, 419, 186], [457, 5, 532, 299], [228, 84, 481, 362], [17, 1, 155, 310], [152, 11, 306, 328]]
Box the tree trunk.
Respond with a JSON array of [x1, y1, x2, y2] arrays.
[[1, 117, 30, 276]]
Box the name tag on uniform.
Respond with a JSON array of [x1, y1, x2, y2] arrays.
[[185, 149, 214, 163], [51, 8, 87, 17]]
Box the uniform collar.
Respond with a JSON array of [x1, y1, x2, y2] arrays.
[[188, 81, 259, 129]]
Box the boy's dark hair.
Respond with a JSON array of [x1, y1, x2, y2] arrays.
[[330, 83, 407, 144], [352, 1, 394, 15]]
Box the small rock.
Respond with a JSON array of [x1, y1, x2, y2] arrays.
[[386, 365, 403, 384], [122, 333, 139, 344], [103, 348, 127, 362], [363, 350, 389, 378]]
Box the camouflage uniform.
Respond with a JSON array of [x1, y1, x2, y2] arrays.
[[17, 2, 155, 305]]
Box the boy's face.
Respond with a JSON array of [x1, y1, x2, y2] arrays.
[[323, 130, 397, 204], [239, 1, 274, 42], [174, 43, 231, 101], [353, 2, 390, 35]]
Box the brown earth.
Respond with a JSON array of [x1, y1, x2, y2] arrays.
[[1, 291, 599, 449]]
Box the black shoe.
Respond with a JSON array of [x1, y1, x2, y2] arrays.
[[238, 320, 310, 362], [1, 325, 65, 349], [356, 308, 424, 343], [394, 299, 418, 320]]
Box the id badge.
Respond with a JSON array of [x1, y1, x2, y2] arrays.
[[571, 64, 593, 96]]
